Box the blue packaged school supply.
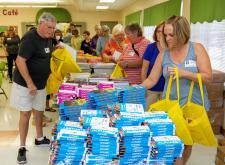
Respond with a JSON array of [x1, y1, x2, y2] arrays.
[[144, 111, 168, 120], [80, 109, 104, 117], [119, 103, 144, 114], [90, 126, 118, 137], [121, 126, 150, 137], [83, 117, 110, 128]]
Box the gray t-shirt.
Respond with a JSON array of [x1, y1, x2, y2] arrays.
[[13, 29, 53, 89]]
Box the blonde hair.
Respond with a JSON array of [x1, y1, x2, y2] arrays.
[[95, 24, 101, 30], [163, 15, 190, 47], [112, 24, 124, 36]]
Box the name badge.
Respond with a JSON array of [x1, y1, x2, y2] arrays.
[[128, 50, 135, 56], [44, 48, 50, 53], [7, 38, 11, 40], [185, 60, 197, 67]]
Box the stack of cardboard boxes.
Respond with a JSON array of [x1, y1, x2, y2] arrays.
[[206, 70, 225, 134], [216, 138, 225, 165]]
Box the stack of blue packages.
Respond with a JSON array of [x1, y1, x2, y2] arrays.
[[50, 128, 88, 165], [119, 126, 151, 165], [144, 111, 168, 120], [82, 117, 110, 129], [107, 103, 144, 118], [84, 155, 118, 165], [148, 136, 184, 165], [112, 112, 145, 129], [116, 85, 146, 110], [88, 90, 118, 111], [80, 109, 105, 118], [144, 119, 176, 137], [59, 100, 88, 122], [49, 121, 84, 164], [88, 126, 119, 162]]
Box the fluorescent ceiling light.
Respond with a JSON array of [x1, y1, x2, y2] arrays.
[[0, 5, 57, 8], [96, 5, 109, 9], [99, 0, 115, 3], [31, 5, 56, 8], [5, 5, 30, 7], [0, 0, 60, 3]]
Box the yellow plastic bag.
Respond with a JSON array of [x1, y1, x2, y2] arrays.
[[46, 48, 82, 95], [110, 64, 127, 79], [182, 74, 217, 147], [149, 68, 193, 145], [52, 48, 82, 78]]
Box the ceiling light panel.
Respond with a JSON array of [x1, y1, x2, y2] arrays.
[[99, 0, 115, 3], [0, 0, 61, 3], [96, 5, 109, 9]]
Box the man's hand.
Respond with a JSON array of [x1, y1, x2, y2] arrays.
[[27, 82, 37, 96]]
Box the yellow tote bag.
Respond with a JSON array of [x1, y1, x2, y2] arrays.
[[46, 48, 82, 95], [149, 68, 193, 145], [182, 74, 217, 147], [110, 64, 127, 79]]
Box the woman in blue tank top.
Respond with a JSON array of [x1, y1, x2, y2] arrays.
[[142, 16, 212, 165]]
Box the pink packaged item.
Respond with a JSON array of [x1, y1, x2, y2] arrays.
[[98, 81, 114, 90], [57, 90, 77, 104], [78, 88, 95, 100], [59, 83, 78, 91]]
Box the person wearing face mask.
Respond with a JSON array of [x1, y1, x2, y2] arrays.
[[71, 29, 83, 50], [52, 29, 63, 46], [102, 24, 129, 63]]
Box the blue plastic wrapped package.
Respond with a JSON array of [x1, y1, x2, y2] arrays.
[[82, 117, 110, 129]]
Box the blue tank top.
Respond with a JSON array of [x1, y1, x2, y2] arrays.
[[162, 42, 210, 110]]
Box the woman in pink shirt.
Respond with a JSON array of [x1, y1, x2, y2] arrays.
[[118, 23, 150, 84]]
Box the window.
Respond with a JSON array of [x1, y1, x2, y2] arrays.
[[191, 20, 225, 72]]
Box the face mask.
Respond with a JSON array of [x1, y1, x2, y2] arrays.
[[56, 36, 61, 40]]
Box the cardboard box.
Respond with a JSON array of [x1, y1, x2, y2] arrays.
[[217, 146, 225, 162], [210, 99, 224, 109], [212, 70, 225, 83], [213, 125, 221, 135], [207, 83, 224, 100], [218, 138, 225, 146], [215, 156, 225, 165]]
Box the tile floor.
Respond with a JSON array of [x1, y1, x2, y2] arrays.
[[0, 77, 219, 165]]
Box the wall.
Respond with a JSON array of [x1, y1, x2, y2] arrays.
[[120, 0, 190, 25], [0, 6, 121, 37]]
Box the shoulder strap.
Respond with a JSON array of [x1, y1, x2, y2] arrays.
[[132, 44, 139, 57]]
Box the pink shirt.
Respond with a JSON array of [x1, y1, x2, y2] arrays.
[[122, 37, 150, 84]]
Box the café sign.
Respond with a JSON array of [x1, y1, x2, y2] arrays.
[[1, 9, 18, 16]]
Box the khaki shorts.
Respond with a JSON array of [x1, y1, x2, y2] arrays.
[[10, 82, 46, 111]]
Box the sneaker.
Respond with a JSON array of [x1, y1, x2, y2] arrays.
[[35, 136, 50, 146], [17, 147, 27, 164]]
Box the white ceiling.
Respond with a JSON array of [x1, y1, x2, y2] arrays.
[[0, 0, 137, 11], [73, 0, 137, 11]]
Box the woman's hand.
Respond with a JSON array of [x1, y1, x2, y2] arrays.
[[168, 66, 187, 78]]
